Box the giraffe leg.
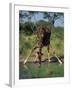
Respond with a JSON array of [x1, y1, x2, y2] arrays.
[[50, 44, 62, 64], [24, 46, 38, 64], [38, 47, 42, 65], [34, 52, 38, 61], [47, 45, 51, 62], [54, 54, 62, 64]]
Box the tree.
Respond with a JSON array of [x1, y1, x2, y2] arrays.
[[43, 12, 64, 26]]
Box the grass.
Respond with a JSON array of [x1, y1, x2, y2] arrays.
[[19, 62, 64, 79]]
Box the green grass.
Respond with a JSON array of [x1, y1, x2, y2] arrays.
[[19, 62, 64, 79]]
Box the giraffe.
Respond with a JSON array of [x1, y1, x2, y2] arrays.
[[24, 25, 62, 65]]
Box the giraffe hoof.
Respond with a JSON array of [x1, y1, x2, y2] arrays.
[[48, 59, 51, 63], [24, 59, 27, 64]]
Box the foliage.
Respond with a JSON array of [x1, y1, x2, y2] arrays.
[[43, 12, 64, 25], [19, 22, 36, 35]]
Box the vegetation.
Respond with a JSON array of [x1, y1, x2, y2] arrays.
[[19, 62, 64, 79]]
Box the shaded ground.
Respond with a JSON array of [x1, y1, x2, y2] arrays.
[[19, 59, 64, 79]]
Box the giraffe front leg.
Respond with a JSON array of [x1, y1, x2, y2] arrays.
[[24, 46, 38, 64], [38, 47, 42, 65], [47, 45, 51, 62]]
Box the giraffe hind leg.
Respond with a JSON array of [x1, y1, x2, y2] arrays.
[[49, 44, 63, 64]]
